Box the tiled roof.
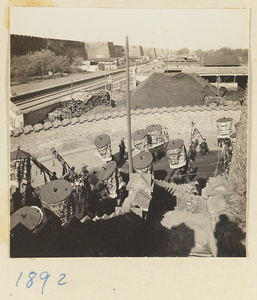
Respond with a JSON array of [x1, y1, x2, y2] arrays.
[[204, 55, 240, 66]]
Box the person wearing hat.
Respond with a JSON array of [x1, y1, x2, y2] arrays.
[[50, 171, 58, 181], [82, 165, 89, 174], [186, 158, 197, 182], [23, 182, 41, 207], [61, 166, 76, 182], [189, 121, 200, 146], [24, 182, 34, 206], [200, 139, 210, 155], [119, 138, 126, 160]]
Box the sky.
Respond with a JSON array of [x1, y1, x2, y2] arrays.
[[10, 7, 249, 51]]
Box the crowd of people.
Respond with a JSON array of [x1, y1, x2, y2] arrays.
[[11, 126, 214, 218]]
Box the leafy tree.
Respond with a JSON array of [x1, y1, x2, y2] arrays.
[[194, 49, 203, 59], [54, 55, 70, 75], [72, 56, 84, 66], [10, 55, 31, 83], [215, 47, 234, 56], [205, 49, 215, 56], [176, 48, 190, 55]]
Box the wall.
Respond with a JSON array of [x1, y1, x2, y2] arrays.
[[11, 34, 86, 58], [10, 105, 241, 159], [10, 102, 24, 129], [23, 102, 61, 126], [229, 87, 248, 196], [203, 176, 246, 257]]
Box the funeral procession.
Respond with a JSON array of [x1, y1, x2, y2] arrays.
[[9, 10, 248, 258]]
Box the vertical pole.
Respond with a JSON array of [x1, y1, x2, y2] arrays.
[[125, 36, 133, 175], [111, 70, 113, 93], [41, 60, 44, 80], [104, 60, 107, 93], [71, 80, 73, 100]]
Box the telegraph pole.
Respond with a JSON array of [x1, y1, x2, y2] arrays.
[[71, 79, 73, 100], [125, 36, 133, 175]]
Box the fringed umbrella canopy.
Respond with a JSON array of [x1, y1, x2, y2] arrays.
[[10, 146, 31, 160]]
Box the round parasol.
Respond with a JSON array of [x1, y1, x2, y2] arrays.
[[146, 124, 162, 133], [10, 206, 43, 231], [133, 151, 153, 170], [94, 134, 111, 148], [132, 129, 147, 141], [99, 161, 117, 181], [165, 139, 184, 150], [10, 146, 31, 160]]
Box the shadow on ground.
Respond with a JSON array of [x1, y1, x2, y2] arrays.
[[214, 214, 246, 257]]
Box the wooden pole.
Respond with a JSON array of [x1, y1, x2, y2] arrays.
[[71, 80, 73, 100], [125, 36, 133, 175], [104, 61, 106, 91]]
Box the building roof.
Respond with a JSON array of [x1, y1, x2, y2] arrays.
[[204, 55, 240, 66]]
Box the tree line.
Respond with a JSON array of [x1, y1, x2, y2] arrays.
[[175, 47, 248, 63], [11, 50, 85, 84]]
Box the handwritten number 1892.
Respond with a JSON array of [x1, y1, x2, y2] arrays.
[[16, 272, 66, 294], [26, 272, 37, 288]]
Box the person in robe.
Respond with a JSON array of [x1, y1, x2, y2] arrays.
[[119, 138, 126, 160], [12, 188, 23, 211]]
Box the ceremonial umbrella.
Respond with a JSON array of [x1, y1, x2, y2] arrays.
[[10, 147, 31, 189], [10, 146, 31, 160]]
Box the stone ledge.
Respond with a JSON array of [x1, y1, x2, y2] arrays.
[[79, 116, 88, 123], [12, 129, 20, 137], [103, 112, 111, 119], [23, 125, 34, 134], [43, 121, 53, 130], [33, 123, 43, 132], [87, 115, 95, 122], [142, 108, 151, 114], [71, 117, 80, 125], [53, 120, 62, 128], [62, 119, 71, 126], [134, 109, 144, 115], [158, 107, 168, 113], [110, 111, 121, 118], [190, 105, 201, 111], [10, 104, 241, 138], [95, 113, 104, 121], [166, 107, 175, 113], [119, 110, 127, 117], [182, 105, 192, 111], [150, 107, 161, 114], [174, 106, 183, 112]]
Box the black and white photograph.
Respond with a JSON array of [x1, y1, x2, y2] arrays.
[[9, 7, 249, 258]]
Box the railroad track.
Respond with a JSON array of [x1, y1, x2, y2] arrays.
[[12, 64, 154, 114], [13, 72, 130, 114]]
